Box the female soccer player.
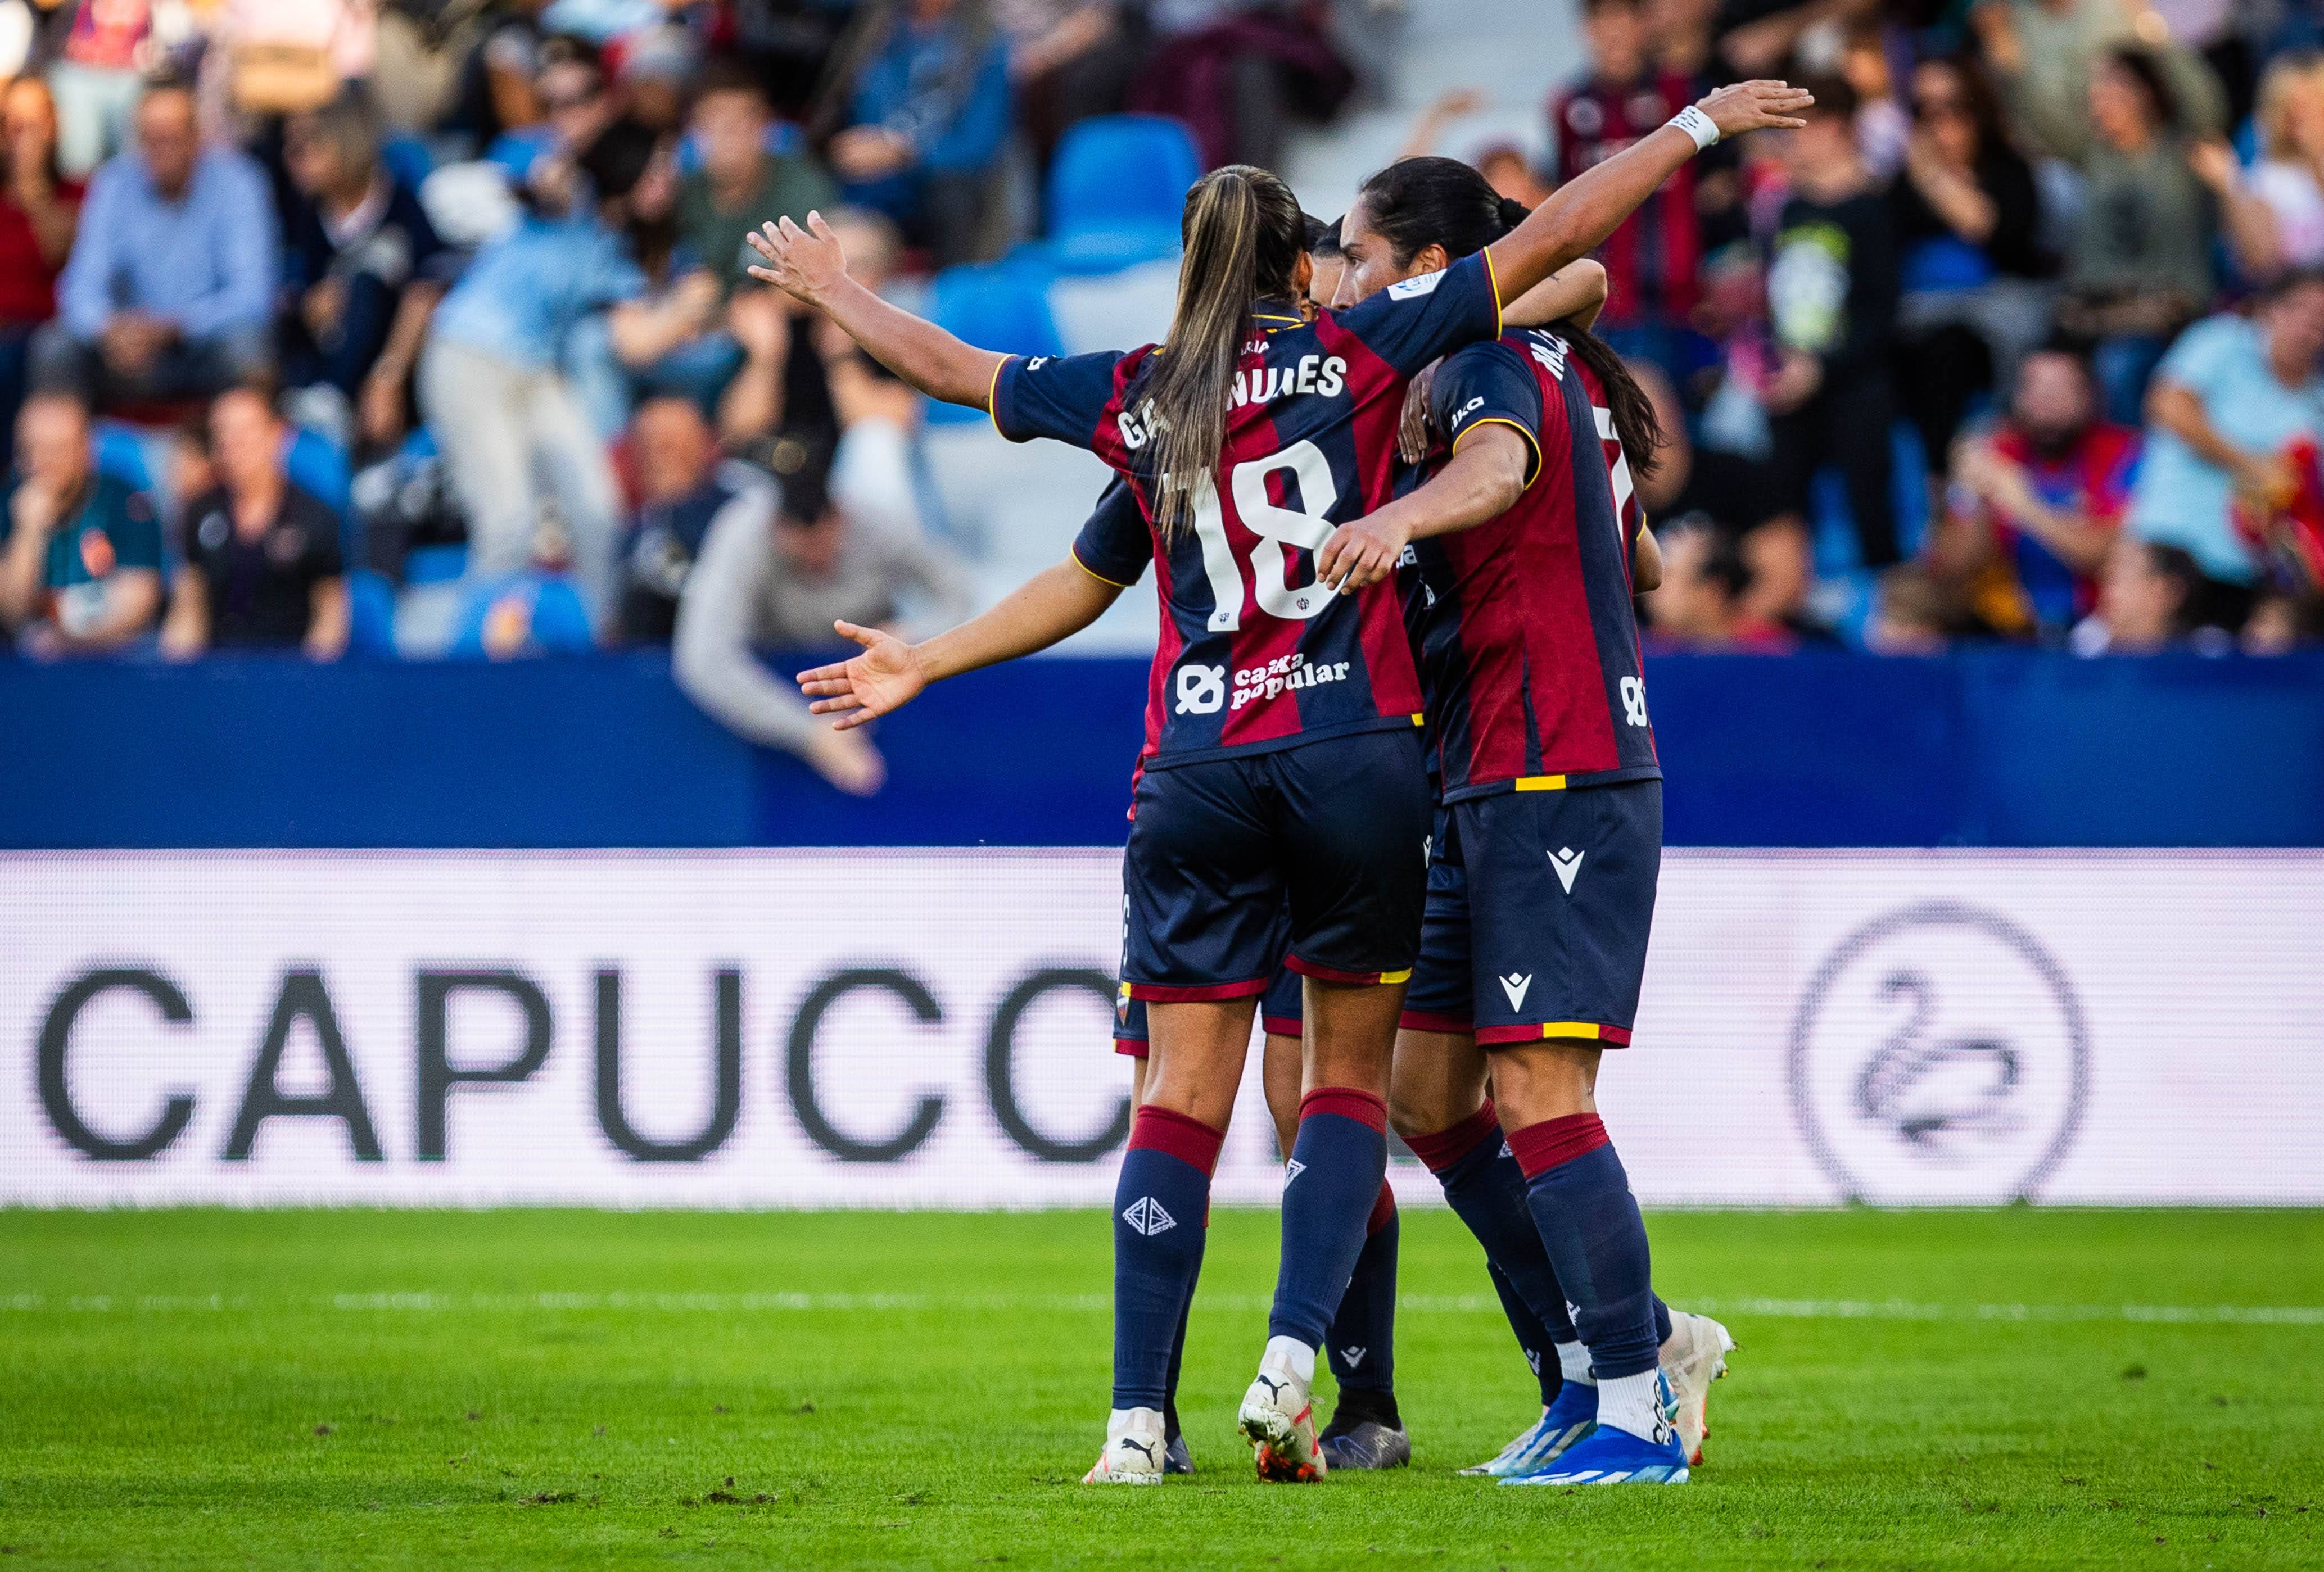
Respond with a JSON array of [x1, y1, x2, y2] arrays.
[[1307, 156, 1735, 1487], [750, 78, 1807, 1486]]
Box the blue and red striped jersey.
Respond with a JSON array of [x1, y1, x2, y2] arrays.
[[1399, 327, 1660, 799], [993, 249, 1504, 768]]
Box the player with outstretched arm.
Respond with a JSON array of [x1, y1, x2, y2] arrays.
[[750, 76, 1808, 1487]]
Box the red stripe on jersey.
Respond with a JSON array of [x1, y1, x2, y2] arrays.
[[1142, 515, 1184, 767], [1314, 312, 1427, 722]]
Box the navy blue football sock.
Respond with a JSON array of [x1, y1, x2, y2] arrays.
[[1161, 1233, 1202, 1440], [1508, 1113, 1661, 1381], [1485, 1261, 1559, 1406], [1406, 1099, 1581, 1356], [1324, 1182, 1398, 1396], [1112, 1105, 1222, 1412], [1268, 1087, 1390, 1349]]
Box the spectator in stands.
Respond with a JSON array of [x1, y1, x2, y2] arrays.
[[2241, 590, 2324, 654], [1969, 0, 2225, 165], [418, 130, 646, 634], [2070, 536, 2208, 654], [1891, 52, 2051, 474], [445, 0, 556, 155], [681, 58, 838, 299], [204, 0, 377, 120], [833, 0, 1013, 268], [619, 393, 765, 643], [1642, 516, 1795, 653], [1864, 562, 1960, 654], [47, 0, 152, 178], [2202, 49, 2324, 279], [571, 125, 726, 434], [1550, 0, 1714, 380], [673, 440, 971, 795], [279, 91, 454, 452], [2057, 47, 2215, 425], [0, 75, 82, 477], [1128, 0, 1353, 173], [1937, 345, 2135, 639], [2133, 270, 2324, 626], [1765, 75, 1903, 569], [159, 387, 348, 659], [1651, 0, 1719, 84], [0, 390, 162, 654], [718, 208, 905, 454], [1005, 0, 1142, 178], [34, 81, 278, 413]]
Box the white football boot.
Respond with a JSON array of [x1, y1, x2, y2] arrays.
[[1083, 1406, 1168, 1484], [1658, 1310, 1737, 1466], [1237, 1343, 1327, 1483]]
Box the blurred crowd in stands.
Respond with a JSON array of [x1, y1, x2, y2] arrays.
[[0, 0, 2318, 794]]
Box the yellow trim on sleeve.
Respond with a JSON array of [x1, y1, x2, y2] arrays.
[[1069, 545, 1135, 591], [984, 356, 1013, 441], [1513, 774, 1568, 792], [1452, 415, 1544, 489], [1481, 247, 1505, 336], [1535, 1022, 1606, 1040], [1377, 968, 1414, 986], [1411, 713, 1426, 726]]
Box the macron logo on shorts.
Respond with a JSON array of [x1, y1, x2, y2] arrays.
[[1499, 972, 1532, 1011], [1122, 1196, 1177, 1236], [1549, 846, 1585, 894]]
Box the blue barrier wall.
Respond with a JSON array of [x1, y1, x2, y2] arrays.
[[4, 650, 2320, 848]]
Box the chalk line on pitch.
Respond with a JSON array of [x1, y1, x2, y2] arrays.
[[3, 1291, 2321, 1325]]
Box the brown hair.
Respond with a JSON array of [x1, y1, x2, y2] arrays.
[[1145, 164, 1306, 532]]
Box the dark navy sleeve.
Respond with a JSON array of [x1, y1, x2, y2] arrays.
[[1331, 249, 1503, 379], [1431, 339, 1545, 486], [990, 350, 1128, 449], [1069, 477, 1151, 588]]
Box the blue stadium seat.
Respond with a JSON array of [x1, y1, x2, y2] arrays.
[[924, 261, 1065, 425], [346, 568, 397, 656], [1042, 115, 1200, 275], [446, 573, 594, 659], [381, 133, 433, 193], [92, 420, 156, 492], [404, 543, 469, 586]]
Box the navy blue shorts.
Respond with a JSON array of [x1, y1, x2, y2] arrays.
[[1403, 780, 1662, 1048], [1120, 727, 1431, 1003], [1113, 966, 1303, 1058]]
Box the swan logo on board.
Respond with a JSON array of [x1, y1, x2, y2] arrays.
[[1786, 903, 2090, 1204]]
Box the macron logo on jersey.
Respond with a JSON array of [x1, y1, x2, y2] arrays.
[[1389, 268, 1447, 300]]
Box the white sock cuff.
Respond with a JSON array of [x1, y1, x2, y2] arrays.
[[1554, 1339, 1595, 1386], [1594, 1368, 1666, 1443], [1263, 1334, 1317, 1385]]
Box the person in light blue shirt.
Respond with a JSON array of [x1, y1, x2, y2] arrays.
[[418, 135, 650, 636], [30, 81, 278, 410], [2132, 274, 2324, 605]]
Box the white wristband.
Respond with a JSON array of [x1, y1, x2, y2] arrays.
[[1669, 105, 1720, 153]]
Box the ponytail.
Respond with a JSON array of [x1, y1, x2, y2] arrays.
[[1146, 164, 1305, 534], [1557, 318, 1662, 482]]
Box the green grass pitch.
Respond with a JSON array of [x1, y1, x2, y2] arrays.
[[3, 1207, 2320, 1569]]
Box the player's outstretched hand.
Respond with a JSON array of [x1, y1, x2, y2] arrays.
[[1316, 514, 1409, 595], [747, 212, 849, 305], [1698, 79, 1814, 138], [796, 620, 928, 730]]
